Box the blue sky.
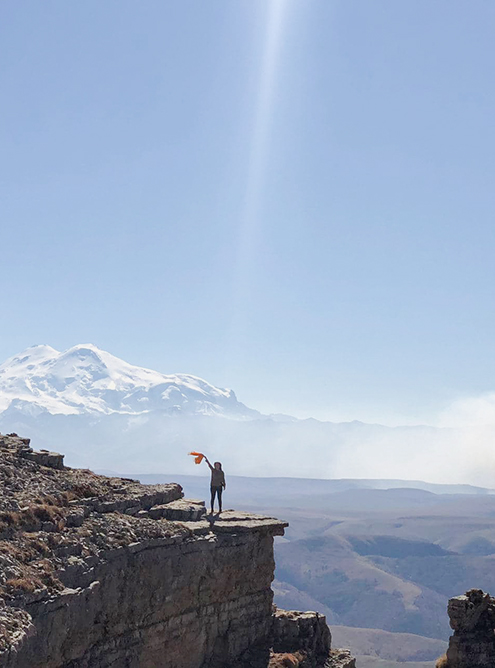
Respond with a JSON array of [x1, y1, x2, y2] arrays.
[[1, 0, 495, 425]]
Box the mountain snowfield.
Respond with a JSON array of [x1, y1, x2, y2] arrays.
[[0, 344, 491, 485], [0, 344, 258, 419]]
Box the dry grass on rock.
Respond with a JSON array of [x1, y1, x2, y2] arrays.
[[0, 433, 187, 649], [269, 651, 306, 667]]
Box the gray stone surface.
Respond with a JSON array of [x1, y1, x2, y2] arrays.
[[269, 608, 354, 667], [326, 649, 357, 668], [149, 498, 206, 521], [441, 589, 495, 667], [272, 608, 331, 663], [1, 432, 65, 470]]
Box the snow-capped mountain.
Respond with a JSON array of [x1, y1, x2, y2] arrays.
[[0, 344, 258, 419], [0, 345, 485, 486]]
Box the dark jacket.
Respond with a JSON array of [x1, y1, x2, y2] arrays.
[[211, 468, 225, 488]]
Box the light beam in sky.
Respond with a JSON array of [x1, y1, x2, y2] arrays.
[[226, 0, 290, 366]]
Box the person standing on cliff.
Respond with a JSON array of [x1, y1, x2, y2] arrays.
[[204, 456, 226, 514]]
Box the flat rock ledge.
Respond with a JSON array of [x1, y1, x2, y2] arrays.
[[186, 510, 288, 536], [2, 433, 64, 470]]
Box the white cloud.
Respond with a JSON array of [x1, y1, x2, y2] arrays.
[[437, 392, 495, 428]]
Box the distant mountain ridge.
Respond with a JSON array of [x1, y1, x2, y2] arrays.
[[118, 473, 494, 500], [0, 344, 258, 419], [0, 344, 488, 486]]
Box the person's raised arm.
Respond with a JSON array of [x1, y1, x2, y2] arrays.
[[204, 456, 214, 471]]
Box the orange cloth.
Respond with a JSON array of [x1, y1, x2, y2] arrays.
[[188, 451, 205, 465]]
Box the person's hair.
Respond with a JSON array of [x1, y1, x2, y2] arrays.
[[214, 462, 222, 470]]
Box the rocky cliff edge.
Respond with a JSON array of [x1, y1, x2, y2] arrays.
[[0, 433, 355, 668]]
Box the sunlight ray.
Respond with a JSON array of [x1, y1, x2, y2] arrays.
[[227, 0, 290, 364]]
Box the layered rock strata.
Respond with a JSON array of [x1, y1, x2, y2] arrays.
[[439, 589, 495, 668], [0, 433, 354, 668]]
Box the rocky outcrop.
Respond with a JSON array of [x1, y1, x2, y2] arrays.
[[439, 589, 495, 667], [327, 651, 356, 668], [4, 433, 64, 470], [0, 433, 355, 668], [271, 609, 331, 666], [267, 609, 356, 668]]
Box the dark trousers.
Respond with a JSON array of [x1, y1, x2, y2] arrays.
[[210, 486, 223, 511]]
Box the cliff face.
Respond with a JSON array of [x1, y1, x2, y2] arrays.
[[0, 434, 354, 668], [439, 589, 495, 668]]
